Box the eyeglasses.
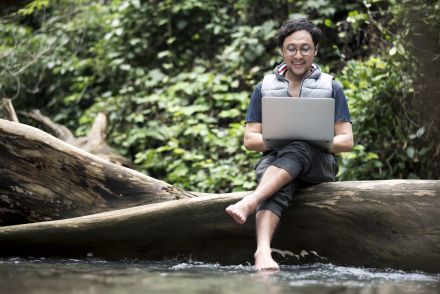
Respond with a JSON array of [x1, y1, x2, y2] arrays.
[[283, 45, 314, 57]]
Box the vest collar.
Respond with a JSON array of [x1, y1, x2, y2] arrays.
[[273, 63, 321, 81]]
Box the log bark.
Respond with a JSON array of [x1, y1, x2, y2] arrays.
[[0, 119, 194, 226], [0, 180, 439, 273]]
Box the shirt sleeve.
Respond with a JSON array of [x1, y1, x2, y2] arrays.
[[245, 82, 263, 123], [332, 80, 352, 123]]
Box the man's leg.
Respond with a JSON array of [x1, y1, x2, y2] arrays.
[[226, 141, 336, 271], [225, 165, 293, 224], [253, 178, 300, 271], [226, 141, 309, 224], [254, 209, 280, 270]]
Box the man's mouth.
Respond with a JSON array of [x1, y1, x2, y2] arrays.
[[292, 62, 305, 67]]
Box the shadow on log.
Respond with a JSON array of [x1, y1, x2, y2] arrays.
[[0, 180, 439, 273]]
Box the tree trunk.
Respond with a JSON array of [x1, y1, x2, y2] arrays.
[[0, 119, 194, 226], [0, 180, 439, 273]]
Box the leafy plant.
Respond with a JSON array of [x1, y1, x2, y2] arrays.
[[1, 0, 438, 195]]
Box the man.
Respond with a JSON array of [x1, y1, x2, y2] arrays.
[[226, 18, 354, 271]]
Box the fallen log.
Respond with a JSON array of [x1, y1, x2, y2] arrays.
[[0, 119, 194, 226], [0, 97, 132, 167], [19, 109, 133, 167], [0, 180, 439, 273]]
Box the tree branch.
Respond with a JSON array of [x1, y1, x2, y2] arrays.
[[1, 98, 19, 122]]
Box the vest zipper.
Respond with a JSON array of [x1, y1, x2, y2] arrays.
[[298, 77, 306, 98], [299, 66, 317, 97]]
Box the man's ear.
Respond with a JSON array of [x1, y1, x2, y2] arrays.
[[279, 47, 284, 57], [314, 45, 319, 56]]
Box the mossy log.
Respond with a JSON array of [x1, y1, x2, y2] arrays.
[[0, 180, 439, 273]]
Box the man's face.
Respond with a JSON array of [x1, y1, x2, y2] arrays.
[[281, 30, 317, 80]]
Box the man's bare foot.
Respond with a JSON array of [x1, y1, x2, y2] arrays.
[[225, 198, 255, 224], [254, 249, 279, 271]]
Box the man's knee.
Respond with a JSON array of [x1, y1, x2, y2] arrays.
[[256, 204, 283, 218], [254, 154, 276, 180], [275, 141, 316, 174], [256, 183, 296, 217], [282, 140, 314, 154]]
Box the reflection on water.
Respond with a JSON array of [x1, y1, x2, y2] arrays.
[[0, 258, 439, 294]]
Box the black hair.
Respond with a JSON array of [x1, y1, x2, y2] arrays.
[[278, 18, 322, 48]]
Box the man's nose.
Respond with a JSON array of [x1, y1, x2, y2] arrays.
[[294, 50, 303, 58]]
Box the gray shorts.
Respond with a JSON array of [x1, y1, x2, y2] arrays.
[[254, 141, 338, 217]]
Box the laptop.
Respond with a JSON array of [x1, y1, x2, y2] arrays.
[[262, 97, 335, 149]]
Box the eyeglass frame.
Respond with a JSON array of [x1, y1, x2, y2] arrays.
[[282, 44, 316, 57]]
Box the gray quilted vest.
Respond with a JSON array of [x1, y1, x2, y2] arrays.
[[261, 64, 333, 98]]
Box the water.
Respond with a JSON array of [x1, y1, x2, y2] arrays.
[[0, 258, 439, 294]]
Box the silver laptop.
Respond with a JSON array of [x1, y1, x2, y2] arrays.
[[262, 97, 335, 149]]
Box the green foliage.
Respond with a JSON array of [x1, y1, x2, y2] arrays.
[[388, 0, 440, 178], [1, 0, 438, 194], [337, 57, 426, 180], [332, 0, 440, 180], [18, 0, 49, 16]]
